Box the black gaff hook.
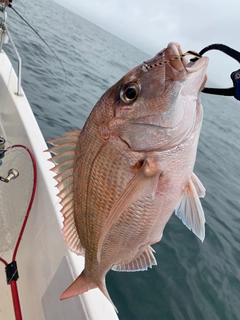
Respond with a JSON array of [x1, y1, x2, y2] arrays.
[[198, 44, 240, 101]]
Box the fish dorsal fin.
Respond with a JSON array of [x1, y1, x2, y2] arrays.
[[48, 130, 84, 256], [97, 162, 161, 262], [112, 245, 157, 272], [175, 173, 206, 242]]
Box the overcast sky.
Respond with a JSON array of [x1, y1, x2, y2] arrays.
[[54, 0, 240, 87]]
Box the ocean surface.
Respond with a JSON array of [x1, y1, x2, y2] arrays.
[[4, 0, 240, 319]]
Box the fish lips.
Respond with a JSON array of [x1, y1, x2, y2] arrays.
[[142, 42, 208, 78]]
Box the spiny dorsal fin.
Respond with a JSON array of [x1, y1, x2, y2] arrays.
[[47, 130, 84, 256], [112, 245, 157, 272], [48, 130, 80, 146]]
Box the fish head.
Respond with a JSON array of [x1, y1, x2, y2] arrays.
[[94, 42, 208, 152]]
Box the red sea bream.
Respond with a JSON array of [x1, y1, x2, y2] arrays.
[[48, 42, 208, 310]]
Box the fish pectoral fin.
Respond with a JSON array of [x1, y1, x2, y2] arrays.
[[97, 159, 162, 262], [112, 245, 157, 272], [175, 173, 206, 242]]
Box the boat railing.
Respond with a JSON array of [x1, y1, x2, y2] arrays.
[[0, 5, 22, 96]]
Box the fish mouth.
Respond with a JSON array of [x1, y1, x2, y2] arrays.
[[166, 42, 208, 73], [143, 42, 208, 75]]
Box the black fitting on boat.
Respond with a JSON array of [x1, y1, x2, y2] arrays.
[[5, 261, 19, 284]]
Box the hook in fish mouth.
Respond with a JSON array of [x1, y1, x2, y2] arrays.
[[142, 50, 202, 73]]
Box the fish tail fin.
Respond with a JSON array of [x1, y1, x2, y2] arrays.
[[60, 271, 118, 313], [60, 271, 96, 300]]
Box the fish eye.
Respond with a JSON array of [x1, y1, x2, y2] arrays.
[[120, 83, 140, 104]]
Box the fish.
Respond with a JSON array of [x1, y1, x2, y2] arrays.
[[47, 42, 208, 311]]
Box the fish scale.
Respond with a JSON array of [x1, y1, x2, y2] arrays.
[[75, 135, 134, 255], [107, 196, 155, 257]]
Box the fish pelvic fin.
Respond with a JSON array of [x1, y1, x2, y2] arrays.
[[60, 271, 118, 313], [47, 130, 85, 256], [175, 172, 206, 242], [97, 161, 161, 263], [112, 245, 157, 272]]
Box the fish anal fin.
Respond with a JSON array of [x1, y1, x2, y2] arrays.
[[97, 161, 161, 262], [175, 173, 206, 242], [46, 130, 84, 255], [112, 245, 157, 272]]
